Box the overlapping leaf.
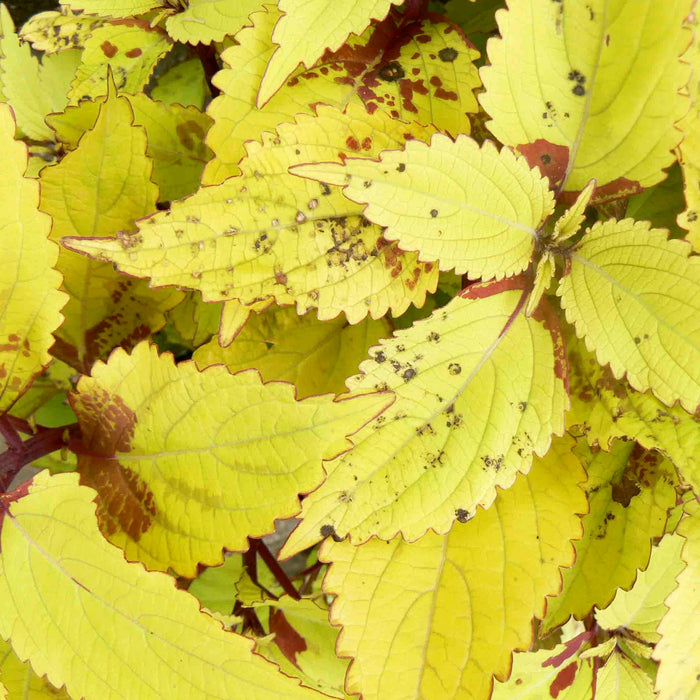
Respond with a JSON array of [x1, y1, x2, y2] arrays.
[[558, 219, 700, 412], [69, 19, 172, 102], [165, 0, 262, 44], [150, 56, 209, 109], [0, 471, 323, 699], [653, 510, 700, 699], [542, 443, 676, 634], [0, 6, 78, 141], [204, 7, 480, 183], [40, 78, 182, 373], [20, 9, 103, 53], [565, 328, 700, 489], [194, 305, 391, 398], [0, 105, 65, 414], [59, 0, 163, 16], [596, 651, 656, 699], [49, 91, 213, 201], [257, 0, 403, 106], [282, 277, 569, 552], [294, 134, 554, 279], [64, 105, 440, 323], [70, 341, 391, 575], [0, 638, 70, 699], [480, 0, 691, 196], [595, 533, 685, 643], [321, 438, 586, 699]]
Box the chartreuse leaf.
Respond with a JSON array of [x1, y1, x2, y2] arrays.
[[542, 442, 676, 634], [320, 438, 586, 699], [205, 7, 480, 184], [69, 19, 172, 102], [188, 554, 244, 614], [595, 533, 685, 643], [253, 597, 349, 698], [165, 0, 261, 44], [553, 179, 596, 243], [653, 510, 700, 698], [39, 77, 182, 373], [282, 278, 569, 552], [59, 0, 163, 17], [257, 0, 402, 107], [0, 638, 70, 698], [292, 134, 554, 280], [0, 471, 323, 699], [525, 251, 554, 317], [20, 9, 103, 53], [151, 56, 209, 109], [64, 105, 440, 323], [0, 6, 77, 141], [70, 341, 391, 575], [194, 305, 391, 398], [0, 105, 65, 414], [677, 15, 700, 249], [480, 0, 691, 196], [596, 651, 655, 699], [168, 292, 222, 349], [565, 328, 700, 493], [49, 91, 213, 201], [558, 219, 700, 412]]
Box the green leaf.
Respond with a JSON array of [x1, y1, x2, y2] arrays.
[[68, 19, 172, 102], [150, 56, 209, 109], [39, 76, 182, 373], [165, 0, 262, 44], [558, 219, 700, 412], [188, 554, 245, 615], [595, 533, 685, 644], [194, 305, 391, 399], [653, 510, 700, 699], [0, 471, 324, 699], [293, 134, 554, 280], [320, 438, 586, 699], [565, 327, 700, 490], [480, 0, 691, 196], [70, 341, 391, 575], [0, 104, 66, 414], [282, 277, 569, 552], [257, 0, 403, 106], [542, 442, 676, 634]]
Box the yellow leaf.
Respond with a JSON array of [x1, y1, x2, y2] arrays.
[[257, 0, 402, 107], [68, 19, 172, 102], [48, 91, 213, 202], [653, 511, 700, 699], [480, 0, 691, 195], [204, 7, 480, 184], [320, 438, 586, 700], [40, 76, 181, 373], [150, 56, 209, 109], [0, 638, 70, 699], [596, 651, 656, 700], [64, 105, 440, 323], [595, 533, 685, 644], [194, 305, 391, 398], [558, 219, 700, 412], [542, 442, 676, 634], [282, 278, 569, 552], [0, 471, 323, 699], [292, 134, 554, 280], [0, 6, 76, 141], [493, 644, 594, 699], [59, 0, 163, 16], [20, 9, 104, 53], [565, 326, 699, 485], [525, 251, 555, 317], [0, 105, 65, 414], [166, 0, 262, 44], [677, 14, 700, 249], [70, 341, 391, 575], [553, 179, 596, 242]]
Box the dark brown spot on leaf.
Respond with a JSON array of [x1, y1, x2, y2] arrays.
[[378, 61, 405, 82], [438, 47, 458, 62]]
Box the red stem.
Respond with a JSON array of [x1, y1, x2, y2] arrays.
[[250, 538, 301, 601]]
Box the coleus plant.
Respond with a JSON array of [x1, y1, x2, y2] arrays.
[[0, 0, 698, 697]]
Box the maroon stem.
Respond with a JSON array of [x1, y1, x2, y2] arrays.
[[250, 538, 301, 601], [0, 418, 81, 492]]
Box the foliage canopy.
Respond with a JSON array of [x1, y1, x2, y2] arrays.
[[0, 0, 698, 698]]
